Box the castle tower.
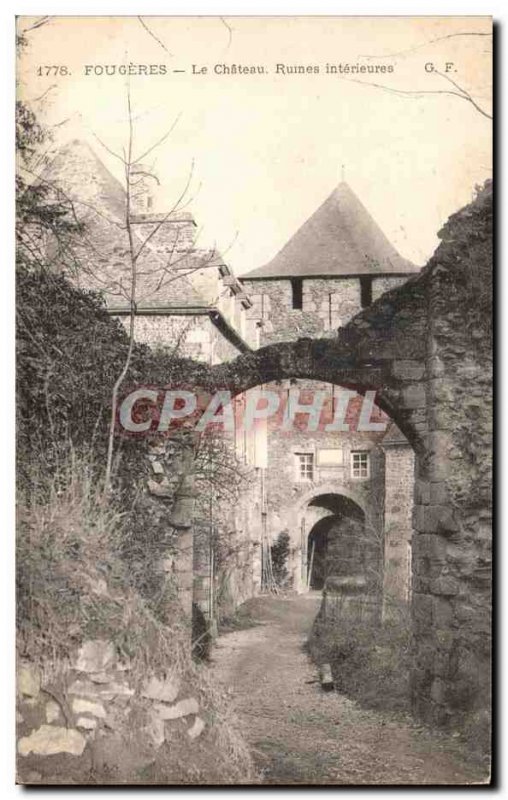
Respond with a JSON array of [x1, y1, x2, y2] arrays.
[[240, 181, 420, 343], [239, 182, 418, 601]]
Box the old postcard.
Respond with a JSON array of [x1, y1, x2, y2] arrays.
[[16, 15, 492, 785]]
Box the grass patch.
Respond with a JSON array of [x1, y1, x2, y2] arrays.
[[17, 450, 254, 784], [308, 598, 411, 714]]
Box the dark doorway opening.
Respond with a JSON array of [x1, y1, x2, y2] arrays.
[[306, 494, 377, 592], [307, 518, 330, 589]]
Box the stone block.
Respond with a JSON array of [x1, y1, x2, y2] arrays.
[[141, 675, 180, 704], [414, 480, 430, 505], [144, 716, 165, 749], [412, 592, 433, 625], [428, 505, 460, 534], [430, 576, 460, 596], [430, 482, 449, 505], [414, 504, 459, 535], [155, 697, 199, 720], [89, 672, 112, 684], [68, 679, 133, 699], [401, 383, 426, 409], [432, 596, 454, 628], [187, 716, 206, 740], [393, 360, 425, 380], [45, 700, 61, 724], [76, 716, 97, 730], [18, 665, 41, 699], [71, 698, 106, 718], [412, 505, 425, 532], [18, 725, 86, 757], [74, 640, 115, 673]]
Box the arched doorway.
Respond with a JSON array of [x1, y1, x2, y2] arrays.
[[305, 494, 379, 594]]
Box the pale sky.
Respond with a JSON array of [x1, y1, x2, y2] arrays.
[[17, 15, 492, 274]]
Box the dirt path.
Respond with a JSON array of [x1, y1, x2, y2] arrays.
[[210, 595, 488, 786]]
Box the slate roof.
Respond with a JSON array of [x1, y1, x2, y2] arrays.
[[381, 422, 410, 446], [242, 182, 419, 280], [40, 139, 207, 308]]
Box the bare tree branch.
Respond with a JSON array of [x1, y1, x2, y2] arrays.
[[359, 31, 492, 60], [92, 132, 127, 166], [19, 16, 50, 35], [133, 113, 181, 164], [220, 17, 233, 52], [104, 86, 137, 493], [132, 159, 195, 263], [137, 16, 172, 56], [434, 70, 492, 120], [342, 74, 492, 120]]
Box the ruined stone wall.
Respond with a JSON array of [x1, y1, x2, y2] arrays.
[[16, 644, 236, 784], [382, 443, 415, 607], [410, 185, 492, 729], [147, 184, 491, 730]]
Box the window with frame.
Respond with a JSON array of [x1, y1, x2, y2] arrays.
[[296, 452, 314, 481], [351, 450, 370, 479]]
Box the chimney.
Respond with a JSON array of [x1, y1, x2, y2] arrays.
[[129, 163, 159, 214]]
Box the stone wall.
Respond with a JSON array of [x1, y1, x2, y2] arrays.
[[409, 185, 492, 729], [242, 279, 323, 345], [382, 443, 415, 607], [372, 276, 408, 303], [260, 387, 387, 593], [303, 278, 361, 330], [183, 184, 492, 730], [17, 646, 214, 784], [242, 275, 410, 344], [115, 313, 243, 364]]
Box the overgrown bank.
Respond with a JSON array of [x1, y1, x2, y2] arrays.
[[16, 268, 253, 784]]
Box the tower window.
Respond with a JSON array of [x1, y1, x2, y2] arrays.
[[291, 278, 303, 310], [360, 276, 373, 308]]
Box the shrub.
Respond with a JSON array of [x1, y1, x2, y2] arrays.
[[308, 596, 412, 713], [270, 531, 291, 589]]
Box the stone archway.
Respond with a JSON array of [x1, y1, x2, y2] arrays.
[[304, 494, 377, 596], [167, 234, 491, 729], [293, 486, 373, 595]]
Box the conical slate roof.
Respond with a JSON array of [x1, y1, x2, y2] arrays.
[[242, 182, 419, 279]]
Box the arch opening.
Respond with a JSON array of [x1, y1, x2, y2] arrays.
[[305, 494, 379, 593]]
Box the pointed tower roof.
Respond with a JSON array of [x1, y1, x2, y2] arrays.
[[242, 182, 419, 279]]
